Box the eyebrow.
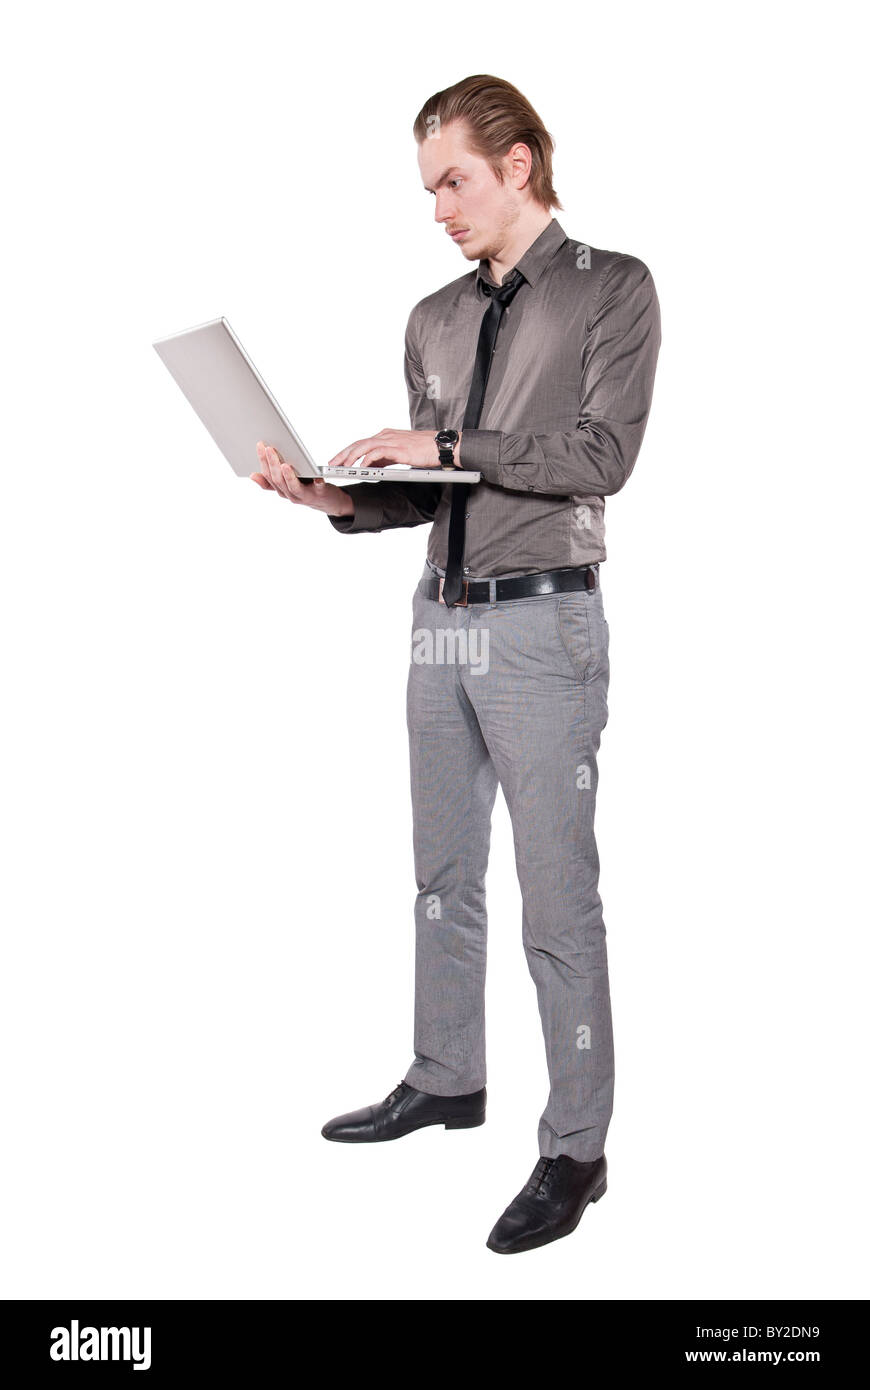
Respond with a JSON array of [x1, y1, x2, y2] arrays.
[[423, 165, 463, 194]]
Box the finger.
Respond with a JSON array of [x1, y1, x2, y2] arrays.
[[281, 463, 308, 501], [260, 446, 278, 486], [267, 464, 291, 499], [360, 446, 410, 466], [260, 441, 285, 467], [264, 447, 291, 496], [250, 472, 274, 489], [328, 439, 374, 468], [327, 443, 352, 468]]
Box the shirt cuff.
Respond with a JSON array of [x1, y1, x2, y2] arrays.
[[458, 429, 503, 485], [326, 485, 385, 533]]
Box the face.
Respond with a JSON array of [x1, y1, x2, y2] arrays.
[[417, 119, 523, 263]]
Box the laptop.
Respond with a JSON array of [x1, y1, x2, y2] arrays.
[[152, 317, 481, 484]]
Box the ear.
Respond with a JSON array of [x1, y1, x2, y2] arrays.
[[508, 141, 533, 192]]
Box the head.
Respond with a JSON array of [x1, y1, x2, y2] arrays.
[[414, 74, 562, 264]]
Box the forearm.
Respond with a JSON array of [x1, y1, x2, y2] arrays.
[[458, 420, 650, 498], [327, 480, 443, 534]]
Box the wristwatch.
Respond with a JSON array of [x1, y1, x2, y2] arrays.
[[435, 428, 460, 469]]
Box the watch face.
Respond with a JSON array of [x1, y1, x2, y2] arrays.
[[436, 429, 459, 446]]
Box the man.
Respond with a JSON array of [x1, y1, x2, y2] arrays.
[[251, 74, 661, 1254]]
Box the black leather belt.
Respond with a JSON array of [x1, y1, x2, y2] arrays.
[[423, 564, 598, 606]]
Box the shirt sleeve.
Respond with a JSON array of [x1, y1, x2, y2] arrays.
[[328, 303, 444, 534], [458, 254, 661, 497]]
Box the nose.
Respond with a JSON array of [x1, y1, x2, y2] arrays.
[[434, 191, 456, 225]]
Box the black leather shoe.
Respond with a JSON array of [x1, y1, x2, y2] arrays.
[[321, 1080, 486, 1143], [486, 1154, 607, 1254]]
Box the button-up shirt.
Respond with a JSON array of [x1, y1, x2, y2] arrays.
[[329, 217, 661, 577]]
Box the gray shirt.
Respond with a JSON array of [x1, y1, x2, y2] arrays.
[[329, 217, 661, 577]]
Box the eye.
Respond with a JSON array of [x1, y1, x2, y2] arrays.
[[425, 177, 464, 195]]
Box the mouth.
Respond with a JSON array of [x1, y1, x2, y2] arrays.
[[448, 228, 469, 241]]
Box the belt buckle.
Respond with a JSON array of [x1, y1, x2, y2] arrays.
[[437, 577, 469, 606]]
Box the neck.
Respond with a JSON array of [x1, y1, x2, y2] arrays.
[[485, 207, 553, 284]]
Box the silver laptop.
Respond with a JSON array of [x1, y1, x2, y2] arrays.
[[152, 317, 481, 483]]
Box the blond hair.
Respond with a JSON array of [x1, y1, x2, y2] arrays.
[[413, 74, 562, 211]]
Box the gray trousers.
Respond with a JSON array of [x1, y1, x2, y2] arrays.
[[403, 562, 614, 1161]]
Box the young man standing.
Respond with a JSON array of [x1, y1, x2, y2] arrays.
[[252, 74, 661, 1254]]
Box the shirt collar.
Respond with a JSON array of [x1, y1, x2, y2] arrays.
[[475, 217, 567, 298]]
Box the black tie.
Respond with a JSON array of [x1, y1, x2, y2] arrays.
[[441, 267, 526, 607]]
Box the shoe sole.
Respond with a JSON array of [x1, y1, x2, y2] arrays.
[[322, 1113, 486, 1143], [486, 1178, 607, 1254]]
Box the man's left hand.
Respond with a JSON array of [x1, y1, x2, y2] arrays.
[[327, 429, 460, 470]]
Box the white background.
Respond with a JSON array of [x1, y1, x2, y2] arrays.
[[2, 0, 867, 1301]]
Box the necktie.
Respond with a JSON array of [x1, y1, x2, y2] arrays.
[[441, 267, 526, 607]]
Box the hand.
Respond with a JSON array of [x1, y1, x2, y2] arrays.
[[327, 428, 458, 469], [250, 442, 354, 517]]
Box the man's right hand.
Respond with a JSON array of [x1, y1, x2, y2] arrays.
[[250, 442, 355, 518]]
